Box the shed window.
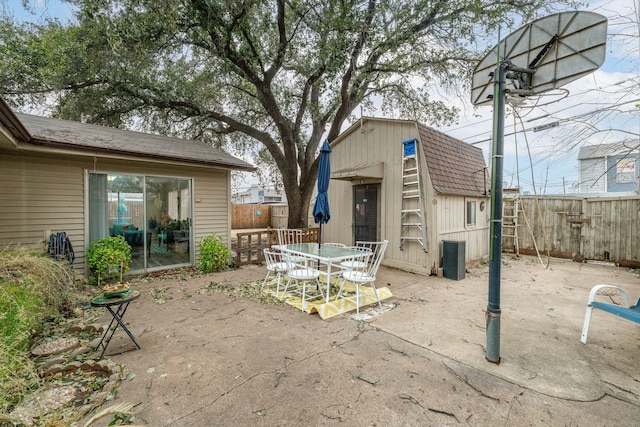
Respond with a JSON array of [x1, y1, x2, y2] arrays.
[[466, 201, 476, 226]]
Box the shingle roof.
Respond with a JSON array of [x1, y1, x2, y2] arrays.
[[15, 113, 254, 171], [417, 122, 488, 197]]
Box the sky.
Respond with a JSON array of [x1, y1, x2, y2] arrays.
[[3, 0, 75, 22], [5, 0, 640, 195]]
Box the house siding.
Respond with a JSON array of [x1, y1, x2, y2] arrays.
[[0, 150, 231, 272], [579, 158, 606, 193], [0, 151, 86, 266], [193, 172, 231, 260], [326, 118, 489, 276]]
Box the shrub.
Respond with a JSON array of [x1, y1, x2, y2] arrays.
[[0, 247, 79, 413], [199, 233, 231, 273], [86, 235, 132, 285]]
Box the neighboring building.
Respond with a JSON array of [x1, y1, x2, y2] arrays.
[[578, 142, 639, 195], [324, 117, 490, 276], [0, 98, 254, 275], [233, 183, 287, 204]]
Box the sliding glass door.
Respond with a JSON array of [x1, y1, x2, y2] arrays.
[[145, 176, 191, 270], [88, 173, 192, 273]]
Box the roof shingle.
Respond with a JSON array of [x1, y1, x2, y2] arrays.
[[15, 113, 254, 171], [417, 123, 488, 197]]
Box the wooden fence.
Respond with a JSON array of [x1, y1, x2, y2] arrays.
[[270, 204, 315, 229], [504, 195, 640, 267], [231, 204, 271, 229], [232, 227, 319, 265]]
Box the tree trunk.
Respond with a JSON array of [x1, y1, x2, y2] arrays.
[[281, 176, 316, 229], [287, 197, 307, 229]]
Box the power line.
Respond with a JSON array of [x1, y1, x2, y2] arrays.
[[465, 98, 640, 145], [445, 78, 640, 142]]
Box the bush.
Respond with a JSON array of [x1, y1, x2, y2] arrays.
[[0, 247, 78, 413], [199, 233, 231, 273], [86, 235, 132, 286]]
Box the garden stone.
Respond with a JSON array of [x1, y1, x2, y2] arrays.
[[70, 346, 91, 358], [88, 337, 103, 349], [10, 386, 76, 426], [38, 356, 66, 371], [31, 337, 79, 357]]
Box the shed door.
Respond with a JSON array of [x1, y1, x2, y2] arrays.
[[353, 184, 379, 242]]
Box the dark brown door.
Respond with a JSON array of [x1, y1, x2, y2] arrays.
[[353, 185, 379, 242]]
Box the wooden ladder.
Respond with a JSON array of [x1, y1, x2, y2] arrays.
[[502, 189, 520, 255], [400, 139, 427, 252]]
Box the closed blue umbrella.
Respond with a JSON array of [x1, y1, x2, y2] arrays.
[[313, 140, 332, 247]]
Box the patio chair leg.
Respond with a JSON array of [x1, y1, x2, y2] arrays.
[[261, 271, 272, 291], [301, 280, 307, 311], [580, 306, 594, 344], [274, 272, 283, 296], [370, 284, 382, 309], [280, 278, 293, 300], [335, 278, 346, 299]]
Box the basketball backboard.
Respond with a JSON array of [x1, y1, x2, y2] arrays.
[[471, 11, 607, 106]]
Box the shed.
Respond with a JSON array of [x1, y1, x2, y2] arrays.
[[0, 97, 254, 275], [324, 117, 490, 275]]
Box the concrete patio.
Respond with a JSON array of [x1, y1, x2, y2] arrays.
[[84, 254, 640, 426]]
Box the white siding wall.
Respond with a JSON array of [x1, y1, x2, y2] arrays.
[[579, 158, 606, 193], [0, 150, 231, 272], [434, 195, 489, 265]]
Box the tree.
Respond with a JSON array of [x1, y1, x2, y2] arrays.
[[0, 0, 576, 227]]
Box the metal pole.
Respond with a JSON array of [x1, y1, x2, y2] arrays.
[[486, 60, 506, 364]]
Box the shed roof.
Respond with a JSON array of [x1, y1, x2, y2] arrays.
[[416, 123, 488, 197]]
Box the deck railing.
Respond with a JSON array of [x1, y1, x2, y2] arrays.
[[232, 227, 319, 265]]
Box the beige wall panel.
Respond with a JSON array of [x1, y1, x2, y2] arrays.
[[327, 120, 490, 275], [1, 149, 232, 273], [326, 120, 439, 273], [0, 152, 86, 266]]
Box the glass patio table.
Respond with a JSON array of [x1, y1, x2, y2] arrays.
[[273, 243, 370, 303]]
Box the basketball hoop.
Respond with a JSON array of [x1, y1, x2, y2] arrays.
[[470, 11, 608, 364]]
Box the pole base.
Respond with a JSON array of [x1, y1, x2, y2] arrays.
[[486, 308, 501, 364]]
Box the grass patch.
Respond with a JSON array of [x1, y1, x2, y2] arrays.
[[0, 246, 82, 414]]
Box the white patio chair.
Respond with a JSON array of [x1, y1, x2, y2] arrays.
[[323, 242, 346, 247], [337, 240, 388, 314], [280, 252, 324, 310], [276, 228, 303, 245], [276, 228, 306, 264], [261, 248, 288, 295], [339, 240, 382, 270]]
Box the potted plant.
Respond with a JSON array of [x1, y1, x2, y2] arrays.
[[86, 235, 132, 286]]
